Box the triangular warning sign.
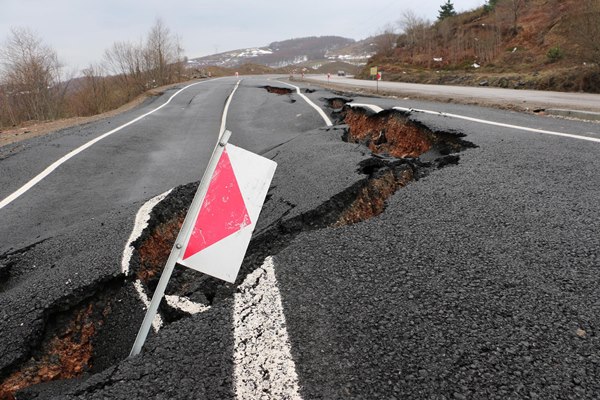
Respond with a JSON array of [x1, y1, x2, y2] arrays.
[[182, 148, 251, 260]]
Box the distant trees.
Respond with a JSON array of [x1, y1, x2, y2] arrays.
[[103, 19, 185, 102], [373, 25, 398, 58], [0, 27, 67, 126], [1, 19, 187, 128]]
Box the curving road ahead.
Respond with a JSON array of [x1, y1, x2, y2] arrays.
[[1, 76, 599, 399]]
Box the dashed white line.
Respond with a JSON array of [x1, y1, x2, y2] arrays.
[[0, 79, 218, 210], [234, 256, 303, 400]]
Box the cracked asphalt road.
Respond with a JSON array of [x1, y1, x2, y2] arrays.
[[1, 76, 599, 399]]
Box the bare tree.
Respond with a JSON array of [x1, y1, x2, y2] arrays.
[[501, 0, 526, 35], [399, 10, 431, 48], [373, 24, 398, 58], [570, 0, 600, 66], [0, 27, 64, 125], [68, 64, 112, 116], [103, 40, 146, 98], [144, 19, 184, 86]]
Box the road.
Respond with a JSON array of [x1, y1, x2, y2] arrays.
[[1, 76, 599, 399], [308, 74, 600, 113]]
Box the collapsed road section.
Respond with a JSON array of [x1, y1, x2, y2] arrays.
[[0, 89, 476, 399]]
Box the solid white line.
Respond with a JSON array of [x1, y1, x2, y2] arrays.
[[278, 81, 333, 126], [220, 79, 242, 136], [392, 106, 600, 143], [121, 189, 172, 275], [0, 79, 217, 210], [234, 256, 303, 400]]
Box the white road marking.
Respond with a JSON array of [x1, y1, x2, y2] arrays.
[[234, 256, 303, 400], [0, 79, 218, 210], [122, 190, 171, 332], [392, 106, 600, 143], [125, 79, 244, 337], [350, 103, 383, 113], [221, 79, 242, 136], [165, 295, 210, 314], [134, 279, 164, 332], [121, 190, 172, 275], [278, 81, 332, 126], [123, 191, 212, 332]]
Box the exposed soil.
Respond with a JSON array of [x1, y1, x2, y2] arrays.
[[341, 107, 475, 159], [0, 95, 476, 399], [335, 168, 414, 226], [344, 109, 431, 158], [0, 281, 123, 400], [136, 214, 185, 283]]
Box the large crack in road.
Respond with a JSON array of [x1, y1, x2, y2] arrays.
[[0, 88, 476, 399]]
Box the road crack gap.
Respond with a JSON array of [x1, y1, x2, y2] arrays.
[[0, 97, 476, 399]]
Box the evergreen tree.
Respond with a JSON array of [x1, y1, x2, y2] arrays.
[[484, 0, 499, 12], [438, 0, 457, 20]]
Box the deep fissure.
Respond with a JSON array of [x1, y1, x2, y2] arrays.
[[0, 97, 476, 399], [262, 86, 293, 95], [0, 276, 130, 400]]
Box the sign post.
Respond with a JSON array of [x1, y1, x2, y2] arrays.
[[129, 129, 277, 357]]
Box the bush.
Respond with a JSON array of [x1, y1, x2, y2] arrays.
[[546, 46, 563, 63]]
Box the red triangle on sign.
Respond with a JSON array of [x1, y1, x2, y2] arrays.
[[183, 148, 251, 260]]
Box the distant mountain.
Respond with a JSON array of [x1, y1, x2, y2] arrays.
[[191, 36, 375, 69]]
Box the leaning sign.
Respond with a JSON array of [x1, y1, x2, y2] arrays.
[[178, 143, 276, 282], [130, 130, 276, 356]]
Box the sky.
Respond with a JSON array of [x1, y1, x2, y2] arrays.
[[0, 0, 485, 72]]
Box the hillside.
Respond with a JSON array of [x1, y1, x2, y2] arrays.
[[192, 36, 365, 68], [363, 0, 600, 93]]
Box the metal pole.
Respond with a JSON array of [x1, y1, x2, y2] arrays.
[[129, 130, 232, 357]]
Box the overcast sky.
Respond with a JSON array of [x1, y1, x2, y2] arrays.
[[1, 0, 485, 71]]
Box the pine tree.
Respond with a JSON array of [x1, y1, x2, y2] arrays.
[[484, 0, 499, 12], [438, 0, 457, 20]]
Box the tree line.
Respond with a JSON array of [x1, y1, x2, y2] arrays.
[[0, 19, 187, 129]]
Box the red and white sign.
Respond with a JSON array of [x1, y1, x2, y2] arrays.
[[176, 144, 276, 283]]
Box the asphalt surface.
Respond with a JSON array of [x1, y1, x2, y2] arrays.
[[1, 76, 599, 399]]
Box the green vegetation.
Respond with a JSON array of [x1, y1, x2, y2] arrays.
[[438, 1, 457, 20], [546, 46, 563, 63]]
